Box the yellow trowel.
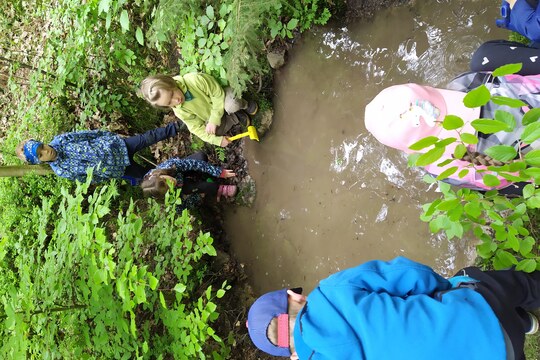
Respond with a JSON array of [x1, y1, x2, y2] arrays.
[[228, 125, 260, 142]]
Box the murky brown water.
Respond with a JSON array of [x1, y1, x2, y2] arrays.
[[225, 1, 508, 293]]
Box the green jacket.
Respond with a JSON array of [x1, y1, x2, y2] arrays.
[[172, 73, 225, 146]]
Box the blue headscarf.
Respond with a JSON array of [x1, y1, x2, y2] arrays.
[[23, 140, 43, 164]]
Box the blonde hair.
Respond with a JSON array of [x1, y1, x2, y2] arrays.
[[139, 75, 179, 107], [267, 297, 304, 353], [15, 139, 32, 162], [140, 168, 176, 199]]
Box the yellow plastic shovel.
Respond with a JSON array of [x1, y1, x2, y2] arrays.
[[228, 125, 259, 142]]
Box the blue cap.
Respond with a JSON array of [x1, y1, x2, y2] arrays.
[[247, 288, 291, 357], [23, 140, 43, 164]]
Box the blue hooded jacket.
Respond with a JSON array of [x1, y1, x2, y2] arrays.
[[293, 257, 505, 360]]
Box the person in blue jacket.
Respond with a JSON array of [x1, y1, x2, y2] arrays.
[[247, 257, 540, 360], [16, 122, 184, 184], [471, 0, 540, 75]]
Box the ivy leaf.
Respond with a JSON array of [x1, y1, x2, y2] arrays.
[[463, 85, 491, 108], [119, 10, 129, 33], [524, 149, 540, 166], [442, 115, 464, 130], [415, 147, 445, 166], [408, 136, 439, 151], [521, 122, 540, 144], [522, 107, 540, 125], [494, 110, 516, 131], [482, 174, 501, 187], [471, 119, 508, 134], [491, 96, 526, 108], [460, 133, 478, 144], [135, 27, 144, 46], [484, 145, 517, 162], [492, 63, 523, 77], [454, 143, 467, 159]]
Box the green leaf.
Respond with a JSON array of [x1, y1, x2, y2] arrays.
[[516, 259, 537, 273], [200, 15, 210, 26], [407, 153, 421, 167], [458, 169, 470, 178], [494, 250, 518, 270], [206, 5, 215, 19], [287, 18, 299, 30], [437, 159, 454, 167], [463, 85, 491, 108], [148, 275, 158, 290], [408, 136, 439, 151], [198, 38, 207, 48], [464, 202, 482, 218], [415, 147, 445, 166], [490, 96, 526, 108], [437, 199, 460, 211], [460, 133, 478, 144], [492, 63, 523, 77], [494, 110, 516, 131], [174, 283, 187, 293], [484, 145, 517, 162], [436, 166, 458, 180], [522, 167, 540, 180], [482, 174, 501, 187], [134, 285, 147, 304], [521, 122, 540, 144], [159, 292, 168, 309], [522, 107, 540, 125], [520, 237, 535, 256], [454, 144, 467, 159], [135, 27, 144, 46], [523, 184, 536, 199], [442, 115, 464, 130], [119, 10, 130, 33], [216, 289, 226, 298], [524, 149, 540, 166], [471, 119, 509, 134], [435, 137, 457, 148], [526, 195, 540, 208], [98, 0, 111, 14]]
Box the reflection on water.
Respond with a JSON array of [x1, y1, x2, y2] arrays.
[[224, 0, 506, 294]]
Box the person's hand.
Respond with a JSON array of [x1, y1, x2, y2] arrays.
[[290, 352, 299, 360], [220, 169, 236, 178], [506, 0, 517, 9], [220, 137, 230, 147], [206, 123, 217, 135]]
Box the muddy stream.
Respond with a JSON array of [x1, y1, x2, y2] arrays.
[[225, 1, 508, 294]]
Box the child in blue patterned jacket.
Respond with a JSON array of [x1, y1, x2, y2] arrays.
[[140, 152, 237, 211], [16, 122, 183, 184]]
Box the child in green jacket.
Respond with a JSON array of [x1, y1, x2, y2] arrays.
[[140, 73, 257, 147]]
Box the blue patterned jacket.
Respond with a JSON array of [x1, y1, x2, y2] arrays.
[[49, 130, 130, 183]]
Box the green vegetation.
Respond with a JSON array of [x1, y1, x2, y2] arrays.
[[0, 0, 332, 357], [408, 63, 540, 271]]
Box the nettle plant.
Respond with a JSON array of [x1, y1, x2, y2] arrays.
[[409, 64, 540, 271], [0, 171, 230, 359]]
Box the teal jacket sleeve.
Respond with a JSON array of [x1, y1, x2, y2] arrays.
[[320, 256, 451, 297]]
